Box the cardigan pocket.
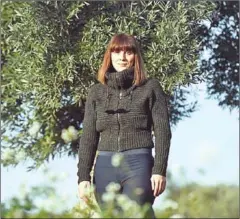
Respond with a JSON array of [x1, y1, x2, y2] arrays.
[[96, 113, 115, 132], [131, 115, 149, 131]]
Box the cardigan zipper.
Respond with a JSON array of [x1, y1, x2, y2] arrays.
[[117, 91, 122, 152]]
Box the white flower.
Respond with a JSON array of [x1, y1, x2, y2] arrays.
[[116, 194, 137, 211], [116, 194, 130, 206], [15, 150, 26, 162], [122, 199, 137, 211], [61, 129, 71, 143], [2, 148, 15, 161], [68, 126, 79, 140], [28, 121, 41, 137], [102, 192, 115, 202], [111, 153, 124, 167], [61, 126, 78, 143], [106, 182, 121, 193], [170, 214, 185, 218]]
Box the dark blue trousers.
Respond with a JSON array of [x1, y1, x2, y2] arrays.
[[93, 148, 156, 218]]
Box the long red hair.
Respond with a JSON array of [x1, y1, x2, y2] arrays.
[[97, 33, 147, 86]]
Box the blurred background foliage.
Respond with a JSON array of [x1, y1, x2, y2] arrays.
[[1, 168, 239, 218]]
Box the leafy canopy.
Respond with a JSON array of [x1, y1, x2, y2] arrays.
[[1, 1, 215, 168]]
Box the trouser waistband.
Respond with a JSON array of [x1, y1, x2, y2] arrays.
[[98, 148, 152, 155]]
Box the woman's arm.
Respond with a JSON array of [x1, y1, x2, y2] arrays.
[[149, 79, 172, 177], [77, 85, 100, 184]]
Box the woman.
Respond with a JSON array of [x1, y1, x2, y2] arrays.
[[77, 33, 172, 218]]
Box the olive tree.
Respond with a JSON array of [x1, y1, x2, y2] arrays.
[[1, 0, 214, 168]]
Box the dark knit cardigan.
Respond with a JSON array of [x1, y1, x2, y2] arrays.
[[77, 67, 172, 184]]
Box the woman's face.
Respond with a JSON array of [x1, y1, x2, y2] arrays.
[[111, 50, 135, 72]]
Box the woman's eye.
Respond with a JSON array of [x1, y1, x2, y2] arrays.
[[112, 49, 120, 53], [126, 51, 133, 55]]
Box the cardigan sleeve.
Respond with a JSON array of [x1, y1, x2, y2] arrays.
[[77, 85, 100, 184], [149, 79, 172, 177]]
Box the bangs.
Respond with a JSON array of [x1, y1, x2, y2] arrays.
[[109, 34, 136, 53]]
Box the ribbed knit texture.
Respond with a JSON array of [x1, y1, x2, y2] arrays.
[[77, 68, 172, 184]]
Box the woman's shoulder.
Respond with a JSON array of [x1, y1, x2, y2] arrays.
[[146, 77, 159, 84], [89, 82, 103, 91], [89, 82, 106, 90], [87, 83, 105, 97], [143, 77, 163, 90]]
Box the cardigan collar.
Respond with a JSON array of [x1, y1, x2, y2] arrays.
[[104, 67, 137, 113], [105, 66, 135, 90]]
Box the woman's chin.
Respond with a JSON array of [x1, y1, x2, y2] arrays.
[[116, 66, 129, 72]]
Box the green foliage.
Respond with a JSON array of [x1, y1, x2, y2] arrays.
[[1, 167, 156, 218], [2, 167, 239, 218], [2, 189, 73, 218], [156, 183, 239, 218], [1, 178, 72, 218], [1, 1, 215, 167], [199, 1, 239, 110]]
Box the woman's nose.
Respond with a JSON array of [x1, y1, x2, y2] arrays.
[[119, 51, 126, 60]]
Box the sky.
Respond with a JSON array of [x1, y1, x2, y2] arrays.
[[1, 82, 239, 212]]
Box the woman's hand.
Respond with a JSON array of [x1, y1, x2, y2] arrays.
[[150, 174, 166, 197], [78, 181, 91, 203]]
